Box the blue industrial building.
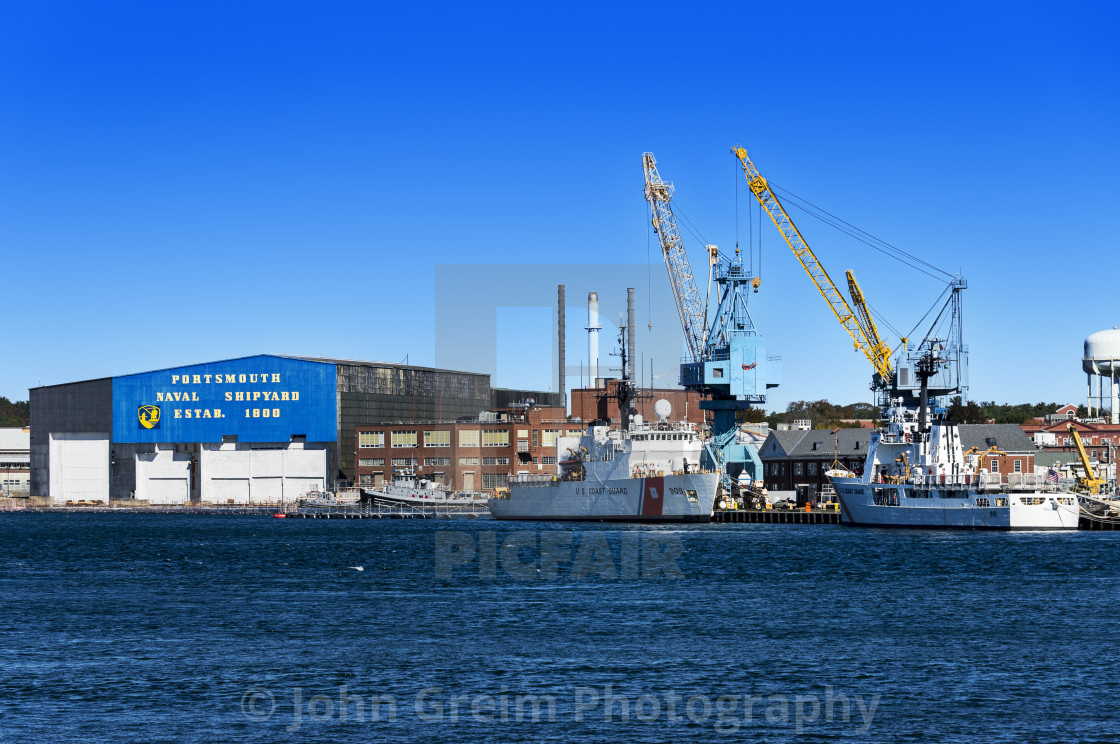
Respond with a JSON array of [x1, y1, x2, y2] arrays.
[[30, 355, 557, 504]]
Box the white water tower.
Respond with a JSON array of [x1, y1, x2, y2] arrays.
[[1083, 327, 1120, 424]]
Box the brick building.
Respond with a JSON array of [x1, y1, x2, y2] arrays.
[[1021, 418, 1120, 465], [956, 424, 1038, 477], [569, 380, 705, 427], [353, 405, 582, 492]]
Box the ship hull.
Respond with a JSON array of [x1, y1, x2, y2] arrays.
[[489, 472, 718, 523], [830, 477, 1080, 530], [361, 488, 479, 507]]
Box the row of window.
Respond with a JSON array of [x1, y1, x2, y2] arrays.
[[357, 456, 513, 468], [482, 473, 507, 489], [457, 456, 511, 466], [987, 460, 1023, 473], [765, 461, 858, 477], [357, 429, 578, 450], [1071, 435, 1118, 445], [765, 459, 1028, 477]]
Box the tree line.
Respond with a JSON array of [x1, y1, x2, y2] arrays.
[[738, 398, 1084, 430], [738, 399, 879, 430], [944, 397, 1088, 425], [0, 398, 30, 428]]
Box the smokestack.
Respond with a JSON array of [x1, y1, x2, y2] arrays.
[[558, 285, 566, 412], [627, 287, 636, 383], [586, 291, 601, 387]]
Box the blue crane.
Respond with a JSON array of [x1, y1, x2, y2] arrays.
[[642, 153, 780, 495]]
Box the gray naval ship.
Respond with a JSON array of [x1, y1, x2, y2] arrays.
[[828, 401, 1080, 530], [488, 398, 719, 523]]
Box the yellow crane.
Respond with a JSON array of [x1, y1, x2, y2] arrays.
[[847, 269, 900, 369], [731, 146, 894, 388], [1067, 422, 1105, 495]]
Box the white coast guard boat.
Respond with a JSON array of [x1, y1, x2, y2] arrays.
[[489, 400, 718, 522]]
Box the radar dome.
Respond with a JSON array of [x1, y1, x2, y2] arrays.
[[654, 399, 672, 422], [1083, 327, 1120, 375]]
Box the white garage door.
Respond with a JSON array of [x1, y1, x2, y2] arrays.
[[135, 448, 191, 504], [200, 444, 326, 504], [283, 478, 323, 499], [209, 478, 250, 504], [252, 477, 283, 503], [147, 478, 189, 504], [49, 433, 110, 504]]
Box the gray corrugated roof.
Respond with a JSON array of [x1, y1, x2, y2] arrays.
[[760, 430, 808, 457], [957, 424, 1036, 453], [760, 423, 1038, 459], [787, 428, 872, 458], [36, 354, 489, 389], [1033, 451, 1081, 468], [0, 428, 30, 450]]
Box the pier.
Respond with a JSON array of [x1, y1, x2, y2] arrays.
[[1078, 511, 1120, 530], [712, 509, 841, 525], [292, 502, 492, 520]]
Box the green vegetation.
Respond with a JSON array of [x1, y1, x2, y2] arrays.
[[738, 399, 878, 430], [0, 398, 30, 428], [945, 397, 1087, 425], [739, 398, 1086, 430]]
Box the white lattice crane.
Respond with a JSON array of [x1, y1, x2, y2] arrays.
[[642, 153, 709, 364], [642, 152, 776, 495]]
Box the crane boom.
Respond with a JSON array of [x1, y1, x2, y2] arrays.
[[1067, 422, 1105, 495], [846, 270, 895, 381], [642, 152, 707, 363], [731, 146, 893, 385]]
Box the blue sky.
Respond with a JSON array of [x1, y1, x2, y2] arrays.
[[2, 1, 1117, 412]]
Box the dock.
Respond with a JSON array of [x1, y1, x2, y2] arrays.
[[1078, 511, 1120, 530], [292, 502, 492, 519], [712, 508, 841, 525]]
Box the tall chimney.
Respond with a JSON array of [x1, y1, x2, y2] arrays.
[[586, 291, 601, 387], [557, 285, 566, 412], [627, 287, 636, 383]]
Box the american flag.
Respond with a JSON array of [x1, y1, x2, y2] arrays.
[[1047, 468, 1060, 484]]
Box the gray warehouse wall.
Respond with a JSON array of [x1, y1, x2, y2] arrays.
[[30, 359, 562, 494], [335, 363, 491, 481], [491, 388, 563, 410], [29, 379, 113, 498]]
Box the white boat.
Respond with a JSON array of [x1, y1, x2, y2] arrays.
[[298, 489, 361, 507], [828, 404, 1080, 530], [362, 469, 484, 507], [489, 401, 718, 523]]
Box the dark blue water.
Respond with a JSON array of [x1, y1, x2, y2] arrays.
[[0, 514, 1116, 742]]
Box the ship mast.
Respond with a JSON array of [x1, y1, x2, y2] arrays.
[[598, 323, 647, 431]]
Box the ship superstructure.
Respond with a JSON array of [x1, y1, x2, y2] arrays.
[[362, 468, 482, 507], [488, 399, 718, 522], [828, 402, 1079, 529]]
